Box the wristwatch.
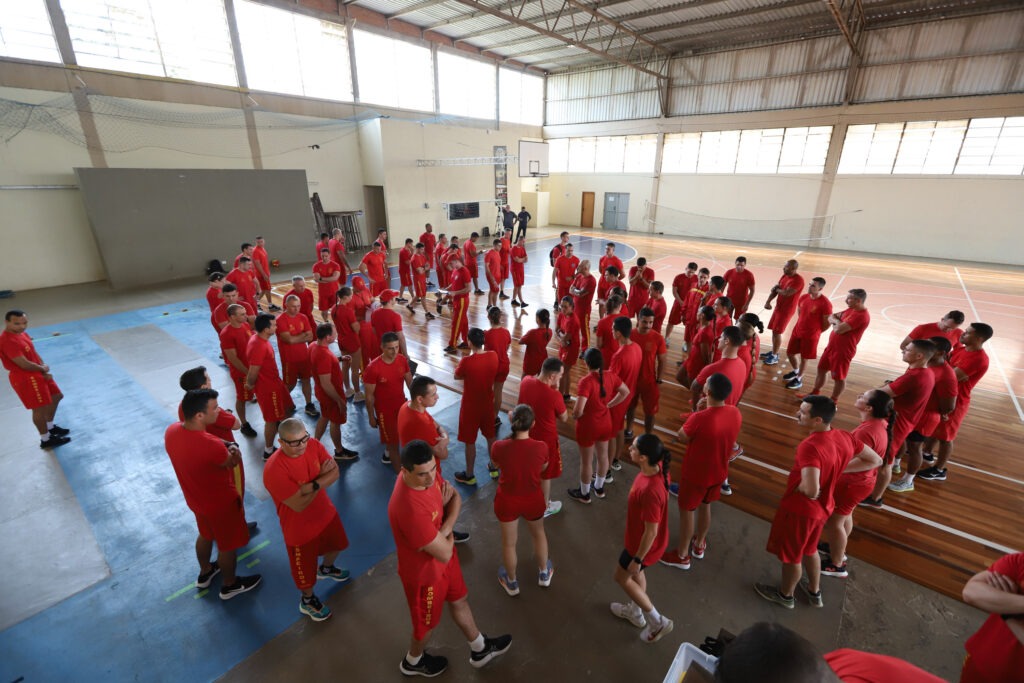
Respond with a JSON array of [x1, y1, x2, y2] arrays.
[[311, 480, 321, 492], [632, 556, 643, 565]]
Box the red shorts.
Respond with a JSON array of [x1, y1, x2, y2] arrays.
[[231, 375, 254, 402], [817, 346, 853, 381], [402, 554, 468, 640], [494, 490, 545, 523], [668, 301, 685, 326], [889, 418, 916, 464], [500, 264, 509, 281], [914, 410, 942, 441], [558, 344, 579, 368], [766, 510, 824, 564], [287, 515, 349, 591], [512, 268, 525, 287], [371, 280, 387, 297], [609, 400, 630, 435], [833, 476, 876, 516], [255, 381, 293, 422], [317, 392, 347, 424], [376, 406, 400, 445], [414, 278, 427, 299], [931, 400, 969, 441], [489, 279, 500, 293], [675, 479, 722, 511], [194, 498, 249, 553], [400, 269, 413, 287], [495, 366, 510, 383], [541, 439, 562, 480], [317, 292, 334, 312], [9, 373, 60, 410], [575, 414, 613, 447], [458, 403, 496, 443], [338, 335, 361, 354], [768, 303, 797, 332], [282, 358, 312, 386], [466, 263, 478, 278], [632, 381, 660, 416], [257, 276, 271, 291], [786, 331, 822, 360]]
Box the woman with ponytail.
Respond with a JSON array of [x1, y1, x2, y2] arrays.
[[820, 389, 892, 578], [569, 348, 629, 504], [491, 404, 553, 595], [485, 306, 512, 426], [738, 312, 764, 394], [518, 308, 552, 377], [611, 434, 674, 644]]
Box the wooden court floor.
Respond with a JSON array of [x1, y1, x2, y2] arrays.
[[288, 229, 1024, 601]]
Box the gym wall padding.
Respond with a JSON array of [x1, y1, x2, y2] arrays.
[[74, 168, 314, 289]]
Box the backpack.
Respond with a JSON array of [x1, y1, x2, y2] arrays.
[[206, 259, 225, 276], [549, 246, 559, 267]]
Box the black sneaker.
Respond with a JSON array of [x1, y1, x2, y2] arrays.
[[247, 521, 259, 534], [858, 496, 883, 509], [519, 301, 528, 308], [444, 346, 457, 354], [511, 300, 520, 307], [268, 304, 282, 312], [917, 467, 947, 481], [49, 424, 70, 437], [469, 634, 512, 668], [381, 452, 392, 466], [623, 429, 634, 440], [817, 541, 831, 556], [335, 448, 359, 462], [263, 449, 274, 462], [474, 290, 485, 295], [219, 574, 262, 600], [720, 482, 733, 496], [499, 293, 510, 300], [196, 561, 220, 588], [457, 342, 470, 350], [396, 297, 409, 304], [454, 471, 477, 486], [782, 371, 798, 381], [922, 452, 936, 463], [453, 530, 470, 544], [592, 486, 606, 499], [400, 651, 448, 677], [304, 403, 320, 418], [568, 487, 592, 504], [240, 422, 258, 437], [821, 562, 849, 578], [40, 434, 71, 449]]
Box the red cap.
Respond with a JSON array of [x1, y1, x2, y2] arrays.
[[379, 289, 399, 304]]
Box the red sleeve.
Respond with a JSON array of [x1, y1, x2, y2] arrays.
[[887, 372, 912, 397], [214, 408, 236, 431], [989, 552, 1024, 583], [362, 361, 379, 385], [398, 495, 440, 549], [640, 485, 664, 525], [795, 439, 822, 471], [657, 334, 667, 355], [311, 348, 331, 376]]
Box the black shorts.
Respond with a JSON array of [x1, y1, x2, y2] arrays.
[[618, 548, 647, 572], [906, 431, 926, 443]]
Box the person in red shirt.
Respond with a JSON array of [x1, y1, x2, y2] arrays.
[[329, 228, 348, 283], [277, 295, 319, 419], [433, 235, 449, 290], [176, 369, 245, 500], [553, 243, 580, 306], [419, 223, 437, 276], [676, 305, 714, 387], [691, 327, 748, 411], [608, 317, 643, 470], [610, 434, 674, 643], [756, 395, 881, 610], [737, 312, 764, 398], [570, 260, 597, 348], [626, 257, 655, 318], [364, 332, 414, 472], [498, 228, 512, 301], [484, 238, 503, 308], [594, 296, 625, 367], [569, 348, 629, 505], [226, 257, 260, 313], [596, 265, 624, 320], [627, 307, 668, 436], [283, 276, 316, 331], [864, 339, 937, 505], [444, 254, 472, 353], [645, 281, 668, 335], [723, 256, 756, 319], [312, 249, 342, 317], [359, 241, 390, 297], [519, 308, 552, 377], [548, 231, 570, 306], [388, 440, 512, 677], [681, 268, 711, 349], [493, 404, 552, 595], [219, 303, 258, 437], [761, 259, 805, 366], [510, 236, 529, 308], [664, 262, 699, 344], [555, 297, 581, 397], [919, 322, 992, 483], [373, 227, 390, 256], [252, 236, 276, 311], [213, 285, 256, 332], [309, 324, 359, 462], [783, 277, 833, 390], [598, 243, 625, 315], [661, 373, 742, 570], [165, 389, 261, 600], [246, 313, 295, 459], [263, 418, 349, 621], [398, 238, 415, 304], [409, 243, 436, 319], [900, 309, 964, 351], [463, 232, 483, 295], [485, 306, 512, 425], [453, 329, 500, 485], [315, 232, 331, 261], [397, 376, 450, 459], [331, 286, 362, 397], [819, 389, 892, 578], [889, 336, 956, 493], [1, 309, 70, 448], [233, 242, 255, 269], [517, 358, 569, 518], [961, 551, 1024, 683], [710, 296, 735, 362], [206, 272, 225, 333], [372, 289, 409, 359], [805, 289, 871, 402]]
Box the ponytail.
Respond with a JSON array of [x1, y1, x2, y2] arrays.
[[866, 389, 895, 461], [509, 404, 535, 434], [634, 434, 670, 491], [583, 348, 605, 398]]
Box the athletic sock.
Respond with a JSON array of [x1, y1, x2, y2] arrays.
[[468, 634, 485, 652], [643, 607, 662, 625], [46, 421, 54, 430], [595, 475, 606, 489], [40, 431, 51, 442], [580, 482, 591, 495], [905, 474, 916, 483], [405, 653, 422, 666]]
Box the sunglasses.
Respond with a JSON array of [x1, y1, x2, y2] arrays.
[[281, 434, 310, 447]]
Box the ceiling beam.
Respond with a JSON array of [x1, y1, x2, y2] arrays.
[[637, 0, 821, 38], [821, 0, 862, 56], [660, 13, 836, 53], [429, 0, 636, 40], [386, 0, 452, 20]]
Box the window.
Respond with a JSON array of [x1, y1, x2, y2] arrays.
[[438, 50, 496, 120], [661, 133, 700, 173], [0, 0, 60, 63], [955, 117, 1024, 176], [567, 138, 596, 173], [594, 136, 625, 172], [735, 128, 784, 174], [548, 138, 569, 173], [696, 130, 740, 173], [778, 127, 831, 174], [354, 29, 433, 112], [623, 135, 657, 173], [893, 120, 967, 174], [499, 68, 544, 126], [61, 0, 236, 86], [236, 0, 351, 101]]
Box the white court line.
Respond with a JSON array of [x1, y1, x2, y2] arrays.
[[952, 461, 1024, 487], [954, 266, 1024, 423], [827, 268, 850, 299]]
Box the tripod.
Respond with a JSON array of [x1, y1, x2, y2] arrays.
[[494, 207, 504, 236]]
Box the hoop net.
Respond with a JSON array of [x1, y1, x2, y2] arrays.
[[644, 201, 841, 245]]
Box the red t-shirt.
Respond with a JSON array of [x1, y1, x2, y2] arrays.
[[309, 342, 344, 399], [283, 287, 315, 320], [824, 649, 946, 683], [499, 238, 511, 266], [205, 286, 222, 313], [411, 253, 428, 282], [779, 429, 862, 520], [595, 313, 620, 361], [924, 362, 958, 414], [485, 250, 501, 282], [724, 268, 756, 310], [175, 403, 236, 443], [434, 242, 447, 273], [331, 302, 359, 351], [554, 255, 579, 289], [484, 327, 512, 374], [695, 357, 747, 406], [576, 370, 622, 428], [313, 260, 342, 300], [950, 346, 989, 403], [328, 238, 346, 271], [557, 311, 581, 351], [633, 329, 667, 384], [840, 418, 887, 490], [685, 324, 716, 377], [226, 268, 258, 306], [252, 245, 270, 279], [399, 247, 413, 276], [371, 307, 403, 340], [627, 266, 655, 306], [388, 474, 448, 584], [773, 273, 805, 311], [889, 366, 935, 431], [671, 272, 698, 304], [219, 323, 253, 379], [212, 300, 255, 329], [0, 331, 42, 377], [646, 296, 668, 333], [246, 335, 282, 384], [599, 255, 624, 277], [492, 438, 547, 497], [520, 327, 552, 376], [793, 293, 833, 336], [964, 552, 1024, 682], [572, 273, 597, 310], [263, 439, 339, 546], [360, 252, 388, 284], [609, 342, 642, 391], [463, 241, 478, 269], [315, 240, 329, 260], [625, 471, 670, 564], [397, 403, 443, 448], [681, 405, 743, 487], [363, 354, 411, 413], [510, 245, 527, 278], [164, 423, 237, 514], [448, 266, 471, 297], [824, 307, 871, 360], [419, 232, 437, 265], [908, 322, 961, 349], [517, 375, 566, 447], [275, 312, 312, 363], [456, 351, 499, 401]]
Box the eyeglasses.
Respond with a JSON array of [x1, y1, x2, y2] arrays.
[[281, 434, 310, 447]]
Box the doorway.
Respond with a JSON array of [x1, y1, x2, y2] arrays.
[[602, 193, 630, 230], [580, 192, 595, 228], [363, 185, 387, 245]]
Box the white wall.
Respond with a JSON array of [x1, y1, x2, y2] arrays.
[[544, 174, 654, 230]]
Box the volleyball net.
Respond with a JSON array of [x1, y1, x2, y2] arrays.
[[643, 201, 844, 245]]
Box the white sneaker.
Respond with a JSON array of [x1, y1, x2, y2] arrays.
[[610, 601, 646, 628], [640, 616, 674, 643], [543, 500, 562, 518]]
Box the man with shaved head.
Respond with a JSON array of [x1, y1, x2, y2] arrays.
[[761, 259, 804, 366]]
